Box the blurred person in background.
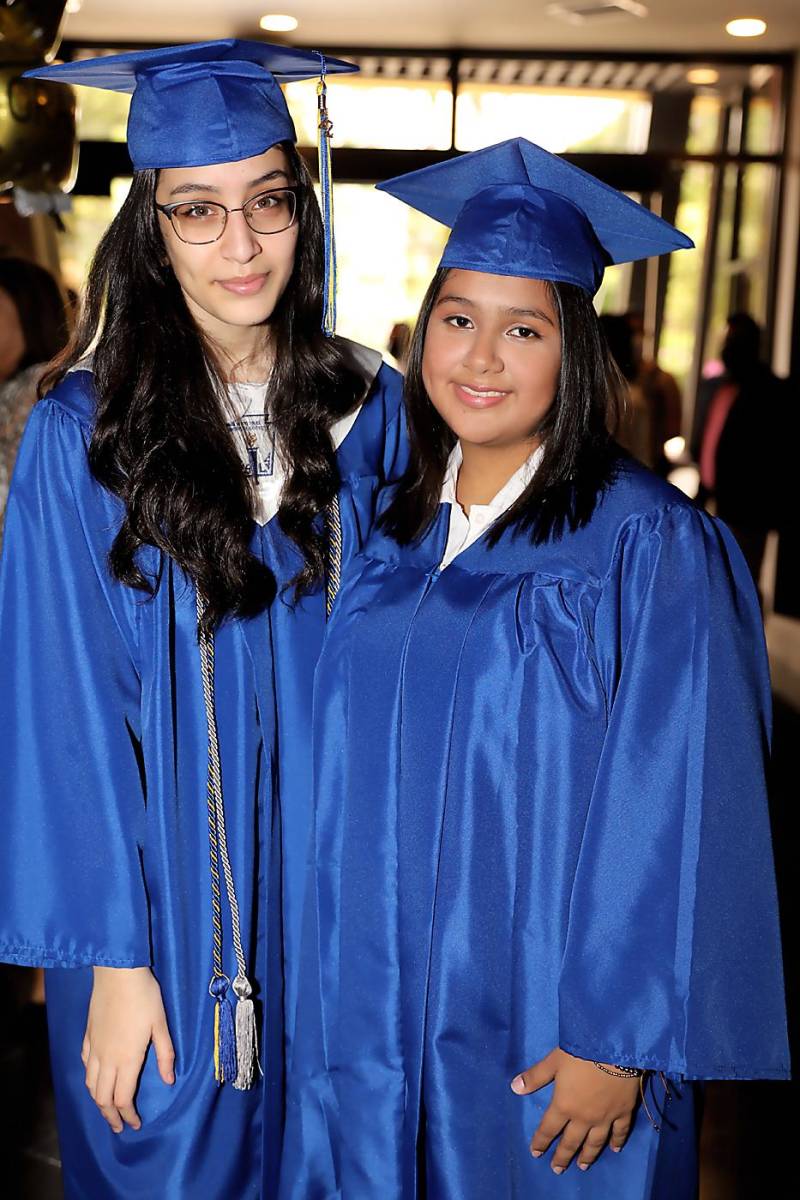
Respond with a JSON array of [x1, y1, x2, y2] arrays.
[[598, 313, 651, 465], [692, 312, 789, 591], [0, 257, 70, 534], [625, 309, 682, 477], [387, 319, 412, 372], [598, 311, 681, 476]]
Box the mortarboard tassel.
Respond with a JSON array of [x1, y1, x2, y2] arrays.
[[316, 54, 337, 338]]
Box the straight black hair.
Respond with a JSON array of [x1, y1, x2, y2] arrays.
[[379, 268, 623, 547]]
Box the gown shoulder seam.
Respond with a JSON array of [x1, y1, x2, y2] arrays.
[[37, 375, 96, 432], [600, 498, 705, 586]]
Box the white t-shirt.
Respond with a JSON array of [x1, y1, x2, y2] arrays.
[[226, 380, 281, 525], [225, 338, 384, 526]]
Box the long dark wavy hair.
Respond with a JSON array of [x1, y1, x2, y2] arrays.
[[379, 269, 623, 547], [41, 143, 364, 631]]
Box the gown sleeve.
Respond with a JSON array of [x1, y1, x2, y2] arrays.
[[0, 394, 151, 969], [558, 503, 789, 1080], [376, 362, 409, 484], [335, 362, 408, 577]]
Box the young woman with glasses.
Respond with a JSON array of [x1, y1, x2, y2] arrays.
[[0, 41, 404, 1199]]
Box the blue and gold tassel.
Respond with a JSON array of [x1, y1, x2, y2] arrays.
[[210, 975, 237, 1083], [316, 53, 337, 338]]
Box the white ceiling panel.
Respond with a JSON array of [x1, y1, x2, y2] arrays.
[[60, 1, 800, 54]]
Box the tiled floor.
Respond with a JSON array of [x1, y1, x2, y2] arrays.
[[4, 643, 797, 1200]]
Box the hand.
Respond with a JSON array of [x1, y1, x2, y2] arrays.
[[82, 966, 175, 1134], [510, 1047, 639, 1173]]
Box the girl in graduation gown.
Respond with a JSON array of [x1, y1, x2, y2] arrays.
[[280, 140, 790, 1199], [0, 41, 404, 1200]]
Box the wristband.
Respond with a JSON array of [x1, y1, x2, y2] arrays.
[[592, 1061, 643, 1078]]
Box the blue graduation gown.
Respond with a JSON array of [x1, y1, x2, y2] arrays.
[[0, 361, 404, 1199], [280, 457, 789, 1199]]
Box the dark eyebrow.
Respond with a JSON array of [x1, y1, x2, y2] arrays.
[[507, 306, 556, 327], [435, 293, 475, 307], [167, 169, 290, 198], [436, 294, 556, 327]]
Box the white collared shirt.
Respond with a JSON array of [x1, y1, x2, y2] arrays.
[[439, 442, 544, 570]]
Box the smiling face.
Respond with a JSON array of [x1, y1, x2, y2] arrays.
[[421, 269, 562, 455], [155, 144, 299, 354]]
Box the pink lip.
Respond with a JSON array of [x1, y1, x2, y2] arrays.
[[453, 382, 510, 410], [218, 274, 268, 296]]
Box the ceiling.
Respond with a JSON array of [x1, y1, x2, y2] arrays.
[[62, 1, 800, 55]]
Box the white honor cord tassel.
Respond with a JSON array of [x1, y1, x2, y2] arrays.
[[233, 974, 260, 1090]]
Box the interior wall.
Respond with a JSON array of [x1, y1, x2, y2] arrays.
[[773, 51, 800, 378]]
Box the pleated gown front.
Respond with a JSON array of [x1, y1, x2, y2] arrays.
[[0, 356, 404, 1199], [281, 457, 789, 1200]]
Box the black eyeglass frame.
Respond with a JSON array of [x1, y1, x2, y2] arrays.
[[155, 185, 300, 245]]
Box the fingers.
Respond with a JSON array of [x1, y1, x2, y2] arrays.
[[152, 1019, 176, 1085], [84, 1052, 99, 1098], [522, 1048, 638, 1173], [114, 1061, 143, 1131], [549, 1121, 593, 1174], [577, 1124, 611, 1171], [510, 1050, 557, 1096], [92, 1064, 124, 1134], [84, 1044, 146, 1132], [610, 1114, 633, 1153], [529, 1103, 567, 1158], [533, 1116, 612, 1174], [81, 966, 175, 1132]]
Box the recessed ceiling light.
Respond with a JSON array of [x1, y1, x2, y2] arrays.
[[259, 13, 299, 33], [687, 68, 720, 85], [65, 0, 82, 13], [725, 17, 767, 38]]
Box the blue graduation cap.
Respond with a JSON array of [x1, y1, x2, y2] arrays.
[[25, 40, 357, 336], [377, 138, 693, 295], [23, 39, 357, 170]]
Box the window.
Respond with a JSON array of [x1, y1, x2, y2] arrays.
[[456, 86, 651, 154], [331, 184, 448, 351], [74, 87, 130, 143], [57, 178, 131, 294], [286, 73, 453, 151]]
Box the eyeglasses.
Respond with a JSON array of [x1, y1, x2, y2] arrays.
[[155, 186, 298, 245]]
